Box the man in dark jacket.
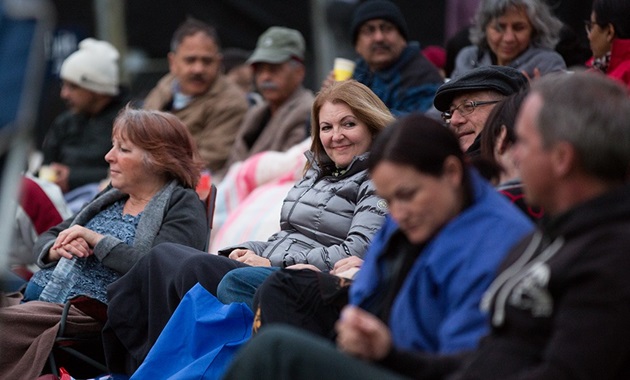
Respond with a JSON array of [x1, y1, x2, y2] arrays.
[[327, 0, 444, 115], [41, 38, 124, 194], [223, 72, 630, 380]]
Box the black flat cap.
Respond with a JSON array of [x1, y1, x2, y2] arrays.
[[433, 66, 528, 112]]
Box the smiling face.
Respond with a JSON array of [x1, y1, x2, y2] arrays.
[[485, 6, 533, 66], [354, 19, 407, 71], [168, 32, 222, 97], [448, 91, 502, 152], [371, 160, 463, 244], [318, 101, 373, 168]]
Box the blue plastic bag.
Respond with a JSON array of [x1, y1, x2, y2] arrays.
[[131, 283, 254, 379]]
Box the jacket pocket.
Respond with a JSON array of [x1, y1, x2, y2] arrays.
[[281, 238, 317, 267]]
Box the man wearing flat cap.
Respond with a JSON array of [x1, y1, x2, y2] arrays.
[[41, 38, 126, 195], [433, 65, 528, 156], [345, 0, 443, 115], [222, 26, 314, 173], [144, 18, 248, 174]]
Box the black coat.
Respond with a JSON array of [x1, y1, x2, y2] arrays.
[[383, 183, 630, 380], [42, 96, 126, 191]]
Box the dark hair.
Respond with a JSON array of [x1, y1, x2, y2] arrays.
[[170, 18, 221, 52], [592, 0, 630, 39], [222, 47, 251, 73], [369, 113, 473, 203], [480, 90, 529, 165], [112, 106, 204, 188]]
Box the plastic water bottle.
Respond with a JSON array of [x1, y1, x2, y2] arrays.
[[39, 256, 84, 303]]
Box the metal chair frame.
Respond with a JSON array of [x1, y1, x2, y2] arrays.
[[47, 297, 109, 377]]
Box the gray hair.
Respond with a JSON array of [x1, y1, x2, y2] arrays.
[[470, 0, 562, 50], [531, 72, 630, 182]]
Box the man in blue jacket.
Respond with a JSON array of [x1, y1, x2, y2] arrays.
[[330, 0, 444, 115]]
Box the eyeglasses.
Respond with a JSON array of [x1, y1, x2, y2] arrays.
[[441, 100, 500, 123], [584, 19, 598, 34]]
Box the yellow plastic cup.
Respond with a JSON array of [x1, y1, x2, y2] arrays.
[[333, 58, 356, 81], [39, 165, 57, 182]]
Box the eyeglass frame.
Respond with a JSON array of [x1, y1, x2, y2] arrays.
[[584, 19, 605, 35], [441, 100, 501, 123]]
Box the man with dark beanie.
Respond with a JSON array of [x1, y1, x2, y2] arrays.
[[341, 0, 443, 115]]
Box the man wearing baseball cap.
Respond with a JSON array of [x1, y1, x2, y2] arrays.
[[41, 38, 126, 194], [340, 0, 443, 115], [433, 65, 529, 156], [223, 26, 314, 171]]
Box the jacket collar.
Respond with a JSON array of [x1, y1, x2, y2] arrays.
[[542, 182, 630, 240], [354, 41, 421, 82], [305, 151, 370, 179]]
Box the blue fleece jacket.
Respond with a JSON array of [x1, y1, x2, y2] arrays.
[[353, 42, 443, 116], [349, 170, 534, 354]]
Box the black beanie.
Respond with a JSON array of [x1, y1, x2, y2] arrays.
[[350, 0, 408, 44], [433, 66, 529, 112]]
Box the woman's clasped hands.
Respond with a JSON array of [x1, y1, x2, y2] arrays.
[[49, 225, 104, 261]]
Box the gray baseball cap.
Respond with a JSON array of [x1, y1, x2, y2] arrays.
[[247, 26, 305, 64]]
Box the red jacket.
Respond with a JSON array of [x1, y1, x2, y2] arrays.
[[587, 38, 630, 89]]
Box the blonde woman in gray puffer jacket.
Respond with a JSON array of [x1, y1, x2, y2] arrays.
[[104, 80, 394, 374]]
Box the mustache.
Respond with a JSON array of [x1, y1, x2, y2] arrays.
[[370, 42, 391, 52], [188, 74, 207, 82], [257, 81, 279, 91]]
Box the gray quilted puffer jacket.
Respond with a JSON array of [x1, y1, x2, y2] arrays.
[[218, 151, 387, 270]]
